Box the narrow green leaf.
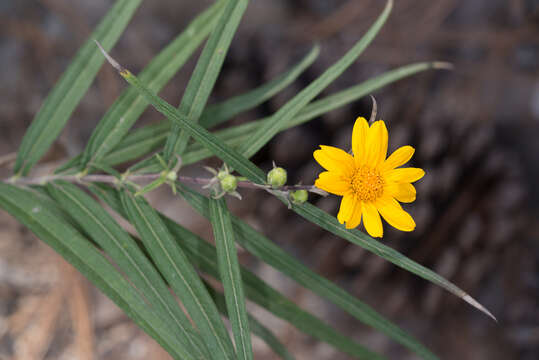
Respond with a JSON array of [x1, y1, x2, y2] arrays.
[[90, 183, 382, 359], [121, 0, 392, 173], [291, 202, 497, 321], [55, 154, 82, 175], [104, 62, 265, 183], [0, 184, 190, 360], [205, 284, 295, 360], [80, 0, 226, 170], [102, 45, 321, 169], [119, 190, 236, 360], [183, 60, 448, 165], [163, 0, 249, 163], [14, 0, 143, 176], [288, 61, 452, 126], [59, 44, 318, 174], [167, 212, 383, 360], [235, 0, 393, 159], [98, 36, 493, 321], [46, 181, 210, 359], [107, 61, 448, 169], [199, 44, 320, 129], [209, 197, 253, 360], [178, 184, 437, 359], [102, 122, 169, 166]]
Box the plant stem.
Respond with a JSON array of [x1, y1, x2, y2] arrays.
[[2, 173, 322, 194]]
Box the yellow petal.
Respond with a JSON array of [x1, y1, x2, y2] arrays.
[[361, 201, 383, 237], [345, 200, 363, 229], [385, 167, 425, 183], [315, 172, 350, 195], [382, 145, 415, 171], [313, 145, 355, 174], [377, 197, 416, 232], [338, 194, 356, 224], [364, 120, 388, 167], [352, 117, 368, 162], [384, 182, 416, 203]]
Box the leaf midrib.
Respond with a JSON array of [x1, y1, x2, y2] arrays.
[[216, 205, 249, 360], [128, 194, 231, 358]]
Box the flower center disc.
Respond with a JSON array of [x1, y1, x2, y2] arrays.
[[350, 166, 384, 202]]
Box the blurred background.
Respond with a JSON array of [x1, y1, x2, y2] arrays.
[[1, 0, 538, 359]]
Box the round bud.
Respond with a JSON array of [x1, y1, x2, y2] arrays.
[[166, 171, 177, 181], [220, 174, 238, 193], [290, 190, 308, 204], [267, 167, 287, 188], [217, 170, 228, 180]]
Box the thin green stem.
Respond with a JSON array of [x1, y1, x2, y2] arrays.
[[3, 172, 323, 194]]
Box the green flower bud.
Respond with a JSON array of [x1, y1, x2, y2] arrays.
[[267, 167, 287, 188], [166, 171, 177, 181], [217, 169, 228, 180], [290, 190, 308, 204], [220, 174, 238, 193]]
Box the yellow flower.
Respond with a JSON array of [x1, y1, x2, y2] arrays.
[[313, 117, 424, 238]]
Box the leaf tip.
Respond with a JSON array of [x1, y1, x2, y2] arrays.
[[94, 40, 126, 74], [368, 95, 377, 123], [386, 0, 394, 12], [431, 61, 454, 71], [310, 43, 321, 58], [462, 294, 497, 322]]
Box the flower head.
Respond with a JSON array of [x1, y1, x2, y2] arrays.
[[313, 117, 424, 238]]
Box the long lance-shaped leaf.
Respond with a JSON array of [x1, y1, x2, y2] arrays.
[[205, 284, 295, 360], [177, 184, 437, 359], [198, 45, 320, 129], [164, 213, 383, 359], [14, 0, 143, 176], [58, 43, 319, 174], [119, 190, 236, 360], [25, 185, 86, 231], [182, 62, 452, 165], [89, 184, 383, 359], [0, 184, 191, 360], [47, 181, 210, 360], [102, 122, 169, 168], [110, 45, 319, 173], [79, 0, 226, 170], [57, 44, 318, 173], [103, 61, 450, 169], [163, 0, 249, 163], [209, 198, 253, 360], [96, 42, 494, 320], [95, 44, 265, 183], [234, 0, 393, 160], [87, 44, 320, 171], [291, 202, 497, 321]]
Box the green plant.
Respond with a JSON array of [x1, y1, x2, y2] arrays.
[[0, 0, 495, 359]]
